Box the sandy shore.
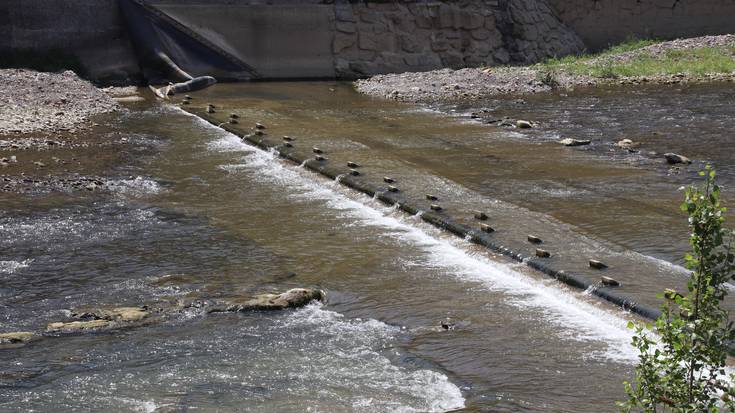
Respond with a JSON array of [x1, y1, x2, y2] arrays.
[[355, 35, 735, 104]]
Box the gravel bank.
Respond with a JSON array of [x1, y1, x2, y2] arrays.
[[0, 69, 119, 135], [355, 35, 735, 104]]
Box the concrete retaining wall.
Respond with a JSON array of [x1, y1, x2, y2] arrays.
[[151, 0, 584, 79], [0, 0, 141, 84], [3, 0, 735, 82], [549, 0, 735, 51]]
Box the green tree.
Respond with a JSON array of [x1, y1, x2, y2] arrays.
[[621, 166, 735, 412]]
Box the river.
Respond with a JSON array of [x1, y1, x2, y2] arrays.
[[1, 81, 733, 412]]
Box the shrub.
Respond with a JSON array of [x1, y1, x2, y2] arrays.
[[621, 166, 735, 412]]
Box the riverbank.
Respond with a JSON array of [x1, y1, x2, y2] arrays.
[[0, 69, 121, 135], [0, 69, 156, 195], [355, 35, 735, 103]]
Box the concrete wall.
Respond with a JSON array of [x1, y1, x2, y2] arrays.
[[147, 0, 583, 79], [0, 0, 141, 83], [3, 0, 735, 82], [153, 2, 337, 79], [549, 0, 735, 51]]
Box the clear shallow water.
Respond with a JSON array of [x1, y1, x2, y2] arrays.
[[453, 82, 735, 264], [1, 82, 733, 412]]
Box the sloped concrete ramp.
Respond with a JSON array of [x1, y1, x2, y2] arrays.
[[150, 2, 336, 79]]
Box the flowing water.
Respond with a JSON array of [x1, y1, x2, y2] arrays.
[[1, 81, 733, 412]]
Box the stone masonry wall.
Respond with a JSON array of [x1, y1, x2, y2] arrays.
[[549, 0, 735, 51], [333, 0, 585, 78]]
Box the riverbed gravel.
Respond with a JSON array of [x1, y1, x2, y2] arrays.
[[355, 35, 735, 104], [0, 69, 119, 135]]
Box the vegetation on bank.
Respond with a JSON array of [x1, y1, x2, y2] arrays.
[[538, 39, 735, 81], [621, 167, 735, 412]]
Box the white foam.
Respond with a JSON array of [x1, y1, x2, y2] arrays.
[[107, 176, 163, 197], [0, 259, 32, 274], [115, 397, 159, 413], [282, 303, 466, 412]]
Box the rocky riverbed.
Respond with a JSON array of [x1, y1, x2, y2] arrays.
[[0, 69, 159, 195], [0, 69, 120, 135], [355, 35, 735, 104]]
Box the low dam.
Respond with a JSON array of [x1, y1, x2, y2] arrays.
[[3, 80, 734, 411]]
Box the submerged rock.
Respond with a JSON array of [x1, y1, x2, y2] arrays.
[[211, 288, 326, 313], [47, 306, 151, 333], [72, 306, 150, 322], [664, 153, 692, 164], [559, 138, 591, 147], [616, 139, 634, 149], [47, 319, 112, 332], [0, 332, 35, 345]]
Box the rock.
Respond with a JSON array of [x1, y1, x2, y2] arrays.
[[480, 223, 494, 233], [440, 318, 456, 330], [0, 332, 35, 345], [112, 96, 146, 103], [535, 248, 551, 258], [559, 138, 591, 147], [47, 319, 112, 332], [516, 120, 533, 129], [101, 307, 149, 322], [664, 153, 691, 164], [226, 288, 325, 311], [616, 138, 634, 149], [600, 276, 620, 287], [589, 259, 608, 270], [72, 306, 150, 322], [33, 161, 46, 167]]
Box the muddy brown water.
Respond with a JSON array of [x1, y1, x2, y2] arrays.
[[0, 81, 733, 412]]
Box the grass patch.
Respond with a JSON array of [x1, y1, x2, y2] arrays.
[[539, 39, 661, 71], [538, 38, 735, 79]]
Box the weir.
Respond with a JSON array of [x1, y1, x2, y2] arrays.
[[186, 104, 664, 322]]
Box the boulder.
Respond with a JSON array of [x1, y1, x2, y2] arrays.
[[616, 139, 634, 149], [516, 120, 533, 129], [559, 138, 591, 147], [218, 288, 326, 312], [0, 332, 35, 345], [72, 306, 149, 322], [47, 319, 112, 332], [664, 153, 691, 164]]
